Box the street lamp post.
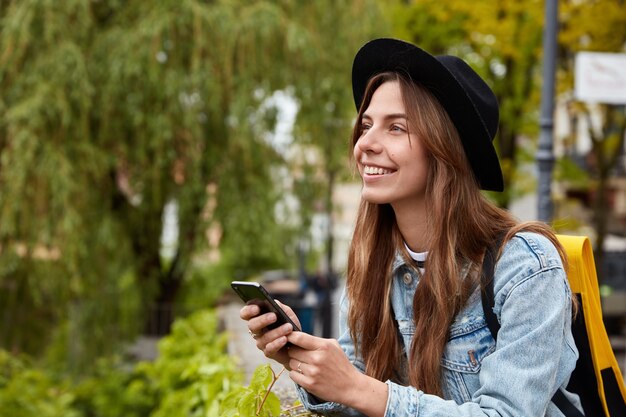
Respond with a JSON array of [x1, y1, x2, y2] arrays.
[[537, 0, 558, 223]]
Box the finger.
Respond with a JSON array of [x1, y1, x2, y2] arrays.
[[289, 358, 307, 375], [256, 322, 292, 346], [275, 300, 302, 329], [286, 331, 323, 350], [288, 367, 311, 388], [262, 333, 289, 356], [240, 304, 261, 320], [255, 322, 292, 351], [275, 299, 295, 315], [247, 311, 278, 333]]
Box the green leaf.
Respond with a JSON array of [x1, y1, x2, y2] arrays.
[[258, 391, 281, 417], [220, 386, 250, 417], [249, 364, 273, 391], [237, 390, 258, 417]]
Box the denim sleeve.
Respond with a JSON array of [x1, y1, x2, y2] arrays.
[[471, 234, 579, 415]]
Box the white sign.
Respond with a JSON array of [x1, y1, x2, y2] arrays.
[[575, 52, 626, 104]]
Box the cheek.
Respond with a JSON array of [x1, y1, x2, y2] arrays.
[[352, 147, 362, 173]]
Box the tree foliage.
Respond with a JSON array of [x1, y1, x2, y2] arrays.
[[0, 0, 386, 366], [284, 0, 387, 271]]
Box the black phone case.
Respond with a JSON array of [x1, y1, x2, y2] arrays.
[[231, 281, 301, 332]]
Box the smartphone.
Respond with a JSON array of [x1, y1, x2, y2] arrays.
[[231, 281, 301, 332]]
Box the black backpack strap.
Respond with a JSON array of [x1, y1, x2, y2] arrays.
[[552, 389, 585, 417], [479, 233, 584, 417], [480, 236, 502, 340]]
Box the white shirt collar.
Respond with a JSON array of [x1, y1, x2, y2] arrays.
[[404, 242, 428, 263]]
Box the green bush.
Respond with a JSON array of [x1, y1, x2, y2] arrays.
[[1, 309, 243, 417], [71, 357, 156, 417], [73, 309, 243, 417], [0, 350, 80, 417], [1, 309, 313, 416], [147, 309, 243, 417]]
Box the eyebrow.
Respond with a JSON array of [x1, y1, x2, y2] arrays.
[[362, 113, 408, 121]]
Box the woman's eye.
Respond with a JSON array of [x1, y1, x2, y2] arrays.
[[360, 123, 372, 132], [391, 124, 406, 132]]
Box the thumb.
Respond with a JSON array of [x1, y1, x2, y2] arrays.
[[287, 331, 322, 350]]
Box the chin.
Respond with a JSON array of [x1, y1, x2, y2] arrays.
[[361, 191, 390, 205]]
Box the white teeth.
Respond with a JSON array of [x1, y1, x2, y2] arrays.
[[364, 165, 391, 175]]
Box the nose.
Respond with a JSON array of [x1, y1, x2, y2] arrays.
[[356, 127, 383, 154]]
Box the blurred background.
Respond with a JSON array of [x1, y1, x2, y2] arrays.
[[0, 1, 624, 415]]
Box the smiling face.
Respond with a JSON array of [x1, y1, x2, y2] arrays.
[[354, 80, 429, 214]]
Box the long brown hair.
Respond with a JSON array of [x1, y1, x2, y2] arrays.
[[346, 71, 567, 395]]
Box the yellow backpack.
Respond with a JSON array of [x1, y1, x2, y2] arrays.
[[558, 235, 626, 416], [481, 234, 626, 416]]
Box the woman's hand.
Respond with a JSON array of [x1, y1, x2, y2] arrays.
[[239, 300, 301, 368], [285, 332, 387, 416]]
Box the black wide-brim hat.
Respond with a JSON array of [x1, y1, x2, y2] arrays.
[[352, 38, 504, 192]]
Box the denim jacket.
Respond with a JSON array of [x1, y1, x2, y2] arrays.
[[297, 232, 583, 416]]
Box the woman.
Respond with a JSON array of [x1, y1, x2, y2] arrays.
[[241, 38, 582, 416]]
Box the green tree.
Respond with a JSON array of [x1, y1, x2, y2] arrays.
[[0, 0, 388, 368], [0, 0, 296, 362], [286, 0, 387, 274]]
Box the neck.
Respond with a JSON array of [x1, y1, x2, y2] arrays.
[[392, 200, 429, 253]]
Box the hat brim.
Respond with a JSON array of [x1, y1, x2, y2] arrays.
[[352, 38, 504, 192]]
